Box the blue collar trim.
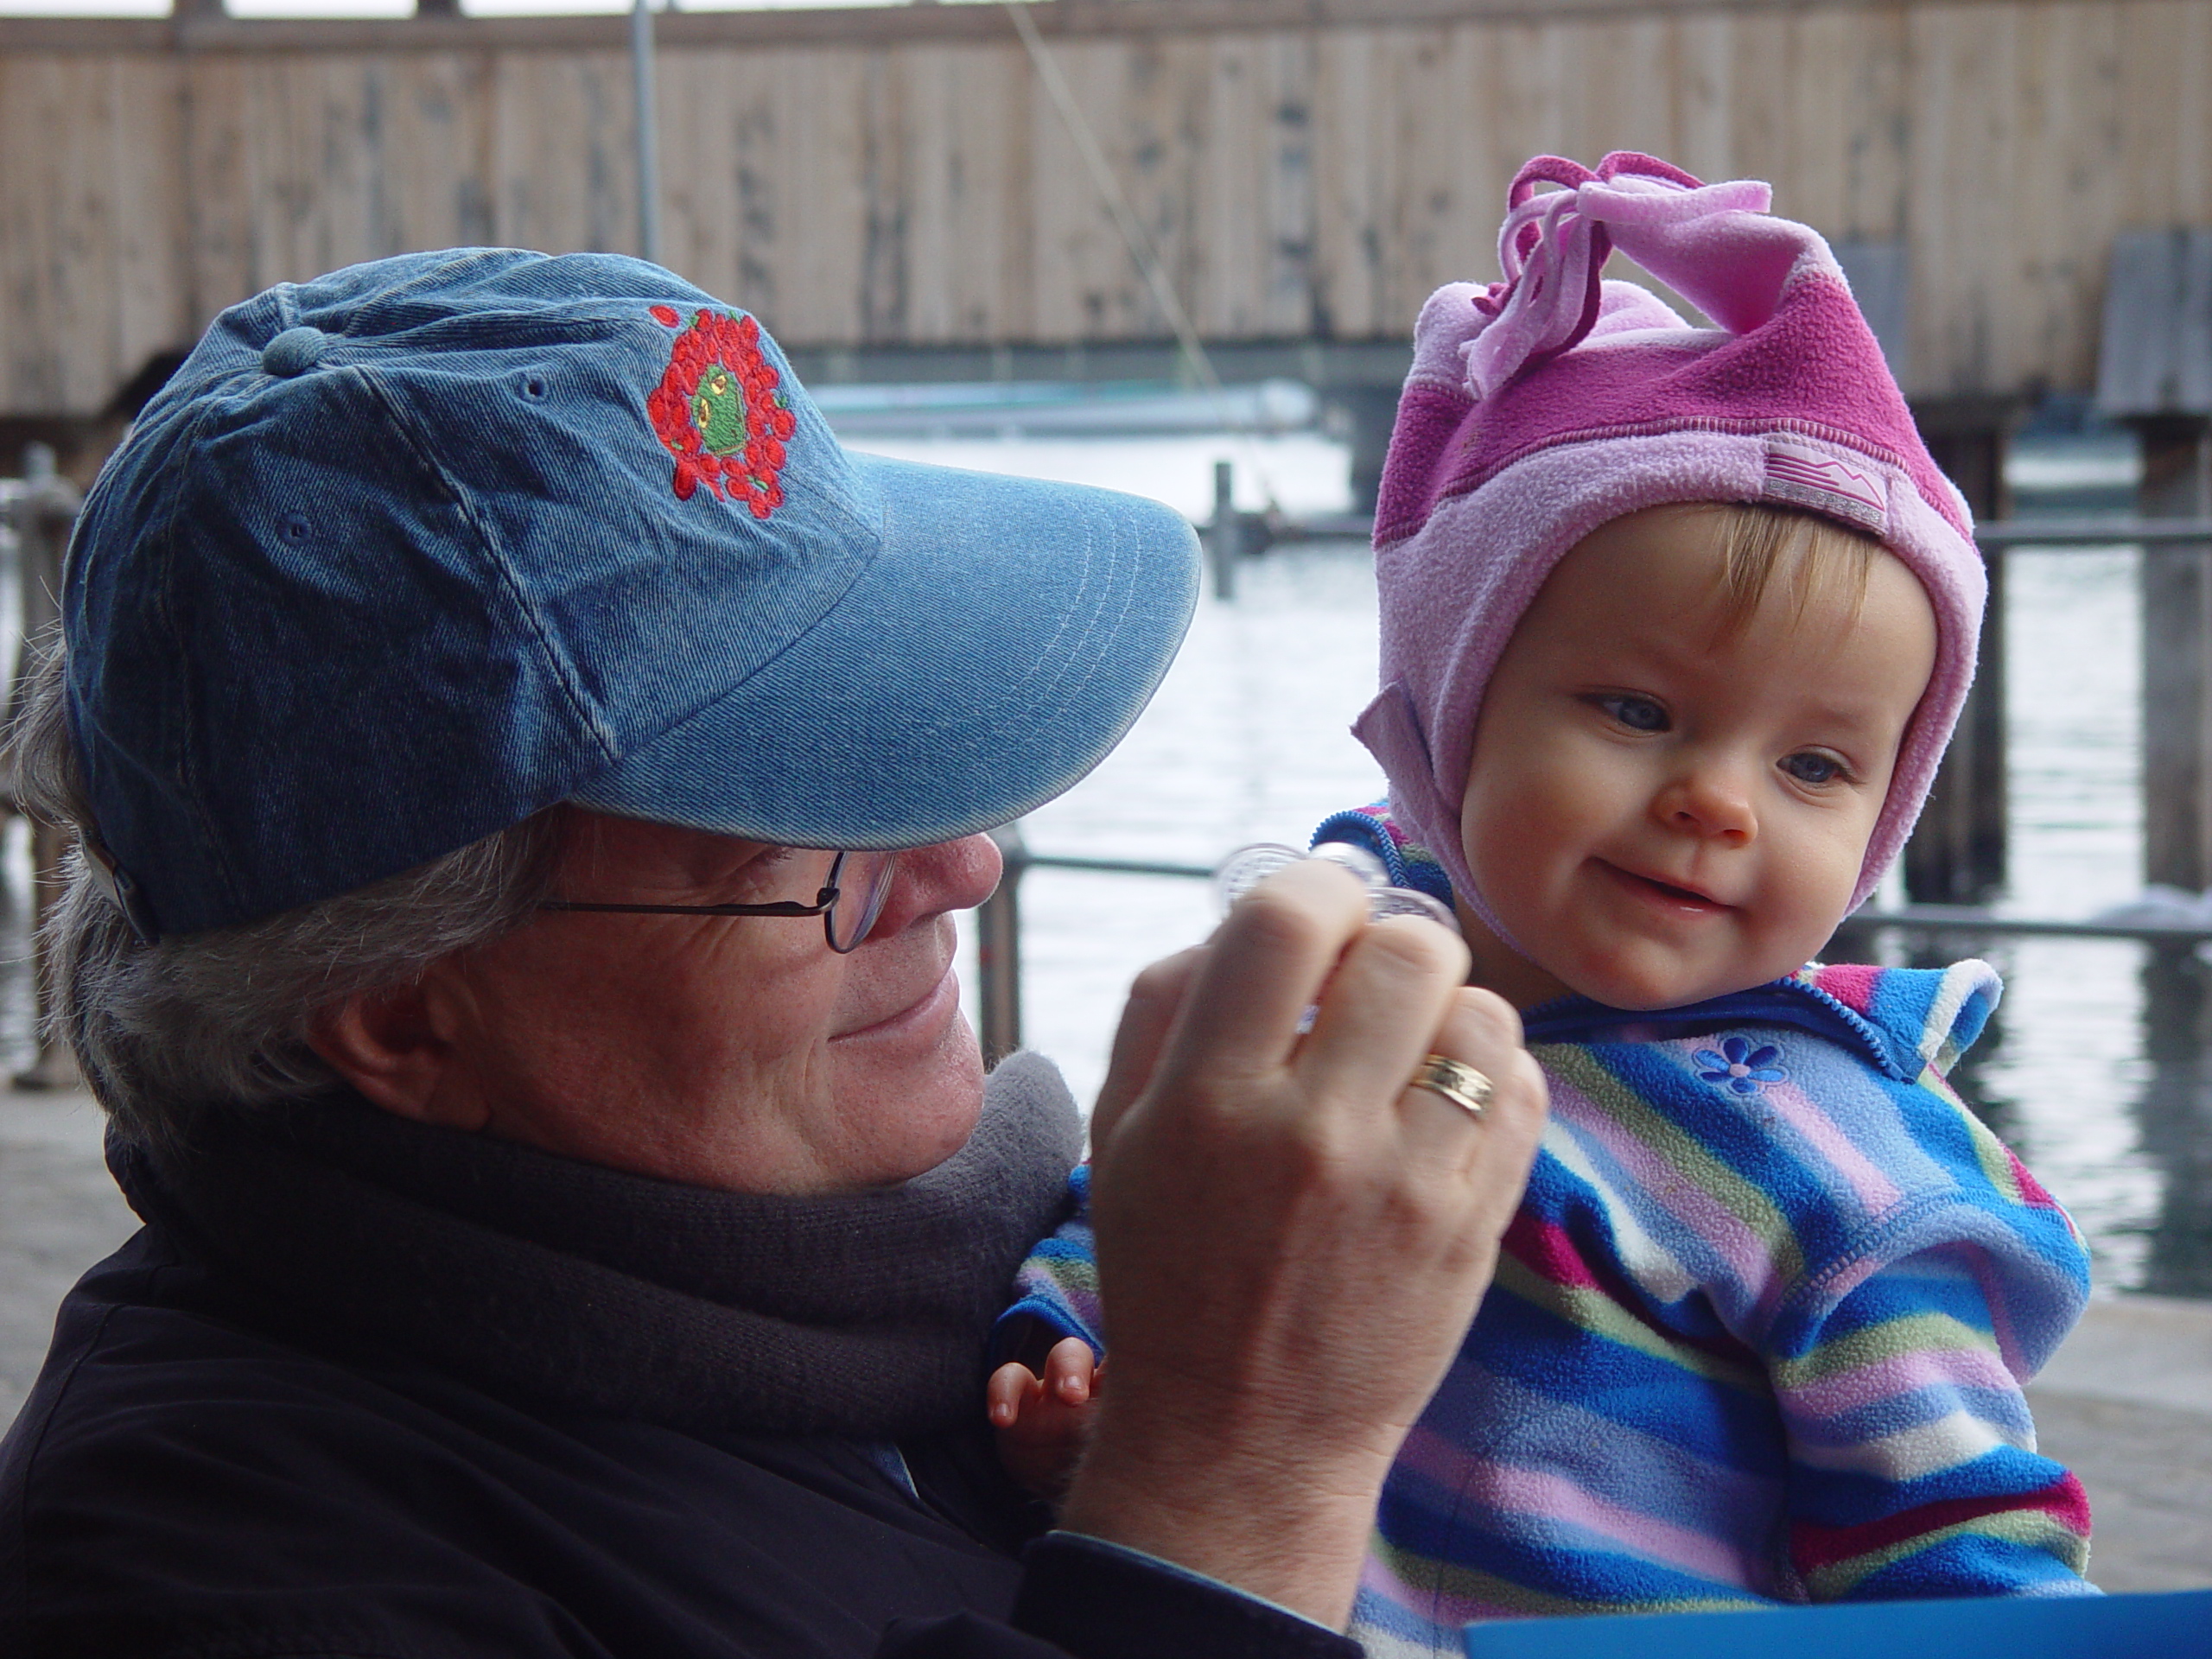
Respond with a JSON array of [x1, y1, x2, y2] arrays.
[[1520, 978, 1922, 1082]]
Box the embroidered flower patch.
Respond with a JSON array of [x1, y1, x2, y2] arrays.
[[1694, 1036, 1787, 1096], [646, 308, 798, 518]]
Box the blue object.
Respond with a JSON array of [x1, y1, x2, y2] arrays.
[[1463, 1590, 2212, 1658], [65, 248, 1200, 938]]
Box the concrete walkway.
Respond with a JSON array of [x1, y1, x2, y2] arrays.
[[0, 1089, 132, 1433], [3, 1087, 2209, 1592]]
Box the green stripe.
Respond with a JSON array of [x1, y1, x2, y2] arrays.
[[1770, 1309, 1997, 1389], [1541, 1044, 1808, 1292], [1801, 1510, 2088, 1599], [1368, 1529, 1769, 1619], [1492, 1254, 1766, 1393]]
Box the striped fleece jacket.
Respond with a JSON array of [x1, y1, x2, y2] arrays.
[[997, 806, 2095, 1655]]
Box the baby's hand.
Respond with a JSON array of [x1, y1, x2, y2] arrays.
[[987, 1336, 1104, 1501]]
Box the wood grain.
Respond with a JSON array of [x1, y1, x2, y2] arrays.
[[1, 0, 2207, 413]]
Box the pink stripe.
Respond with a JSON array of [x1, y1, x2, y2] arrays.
[[1510, 1212, 1611, 1293], [1742, 1075, 1904, 1215], [1552, 1081, 1787, 1309], [1810, 963, 1880, 1015], [1778, 1346, 2018, 1419], [1393, 1426, 1767, 1588]]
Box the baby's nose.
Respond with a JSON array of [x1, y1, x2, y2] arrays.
[[1658, 769, 1757, 844]]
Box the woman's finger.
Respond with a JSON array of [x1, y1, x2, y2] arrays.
[[1294, 912, 1471, 1121], [1091, 947, 1206, 1154], [1393, 986, 1543, 1177], [1151, 859, 1373, 1087]]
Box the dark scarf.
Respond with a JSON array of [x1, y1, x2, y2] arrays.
[[110, 1052, 1083, 1439]]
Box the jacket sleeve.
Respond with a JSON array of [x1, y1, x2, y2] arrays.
[[877, 1535, 1361, 1659], [991, 1168, 1104, 1365], [1770, 1206, 2096, 1599]]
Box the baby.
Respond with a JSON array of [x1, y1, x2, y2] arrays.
[[990, 154, 2095, 1654]]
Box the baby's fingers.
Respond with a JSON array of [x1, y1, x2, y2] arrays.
[[987, 1360, 1043, 1428], [1043, 1337, 1099, 1407]]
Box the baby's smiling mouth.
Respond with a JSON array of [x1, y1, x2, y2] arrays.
[[1597, 861, 1728, 912]]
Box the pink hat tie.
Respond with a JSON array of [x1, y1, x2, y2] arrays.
[[1464, 156, 1774, 402]]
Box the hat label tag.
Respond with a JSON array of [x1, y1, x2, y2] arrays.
[[1760, 435, 1889, 533]]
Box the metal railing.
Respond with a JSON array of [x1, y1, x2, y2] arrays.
[[976, 849, 2212, 1062], [985, 507, 2212, 1059]]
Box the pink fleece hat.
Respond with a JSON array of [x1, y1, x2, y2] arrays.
[[1355, 151, 1983, 937]]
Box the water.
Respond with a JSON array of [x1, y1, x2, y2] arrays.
[[3, 427, 2205, 1297], [851, 424, 2212, 1302]]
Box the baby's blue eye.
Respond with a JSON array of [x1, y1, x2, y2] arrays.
[[1781, 751, 1845, 785], [1598, 694, 1669, 733]]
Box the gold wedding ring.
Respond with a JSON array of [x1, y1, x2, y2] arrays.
[[1409, 1052, 1492, 1120]]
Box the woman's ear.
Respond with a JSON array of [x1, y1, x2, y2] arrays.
[[308, 976, 487, 1131]]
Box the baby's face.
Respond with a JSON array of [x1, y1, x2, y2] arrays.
[[1456, 505, 1938, 1011]]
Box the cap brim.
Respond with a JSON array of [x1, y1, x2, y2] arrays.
[[570, 454, 1200, 847]]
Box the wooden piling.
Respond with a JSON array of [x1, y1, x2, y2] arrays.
[[4, 444, 81, 1092], [1208, 460, 1239, 601], [2101, 229, 2212, 891], [1332, 387, 1400, 518], [2135, 417, 2212, 890], [1904, 399, 2017, 905]]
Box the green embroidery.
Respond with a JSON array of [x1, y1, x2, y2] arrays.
[[691, 365, 748, 455]]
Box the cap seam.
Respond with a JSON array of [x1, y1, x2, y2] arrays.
[[144, 395, 254, 930], [355, 366, 621, 769]]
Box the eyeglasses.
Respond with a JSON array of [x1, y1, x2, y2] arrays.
[[540, 848, 900, 954]]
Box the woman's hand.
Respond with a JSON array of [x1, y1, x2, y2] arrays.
[[1056, 859, 1548, 1630]]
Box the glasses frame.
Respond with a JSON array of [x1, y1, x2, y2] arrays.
[[540, 848, 896, 954]]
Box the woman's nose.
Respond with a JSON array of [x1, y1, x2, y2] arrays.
[[1656, 766, 1757, 846], [864, 833, 1004, 942]]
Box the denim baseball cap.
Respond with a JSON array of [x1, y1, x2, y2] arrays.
[[63, 248, 1200, 938]]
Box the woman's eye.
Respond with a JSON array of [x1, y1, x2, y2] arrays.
[[1597, 694, 1669, 733], [731, 844, 804, 899], [1780, 751, 1846, 785]]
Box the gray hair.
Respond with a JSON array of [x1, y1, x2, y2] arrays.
[[9, 634, 566, 1148]]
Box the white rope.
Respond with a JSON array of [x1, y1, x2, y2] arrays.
[[1001, 1, 1286, 517]]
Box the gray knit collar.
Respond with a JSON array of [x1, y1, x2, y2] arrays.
[[116, 1052, 1083, 1438]]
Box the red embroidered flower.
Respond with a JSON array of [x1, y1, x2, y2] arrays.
[[645, 308, 798, 519]]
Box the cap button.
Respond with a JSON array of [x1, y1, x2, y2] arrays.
[[262, 326, 329, 378]]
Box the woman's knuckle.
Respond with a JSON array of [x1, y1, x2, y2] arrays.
[[1456, 985, 1525, 1048], [1232, 887, 1328, 956], [1357, 918, 1459, 982]]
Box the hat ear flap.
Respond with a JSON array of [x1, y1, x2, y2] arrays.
[[1351, 680, 1472, 902]]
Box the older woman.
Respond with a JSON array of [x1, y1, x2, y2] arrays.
[[0, 251, 1543, 1659]]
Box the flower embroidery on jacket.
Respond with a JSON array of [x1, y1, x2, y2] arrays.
[[1693, 1035, 1787, 1096]]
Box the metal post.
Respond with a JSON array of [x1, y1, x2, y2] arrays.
[[977, 822, 1028, 1065], [1209, 460, 1239, 601], [631, 0, 662, 268], [6, 444, 82, 1092]]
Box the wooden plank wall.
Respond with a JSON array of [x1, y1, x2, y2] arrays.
[[2, 0, 2209, 416]]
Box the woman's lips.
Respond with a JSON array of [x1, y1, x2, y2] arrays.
[[834, 952, 961, 1044]]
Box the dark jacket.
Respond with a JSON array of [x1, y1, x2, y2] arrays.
[[0, 1083, 1356, 1659]]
